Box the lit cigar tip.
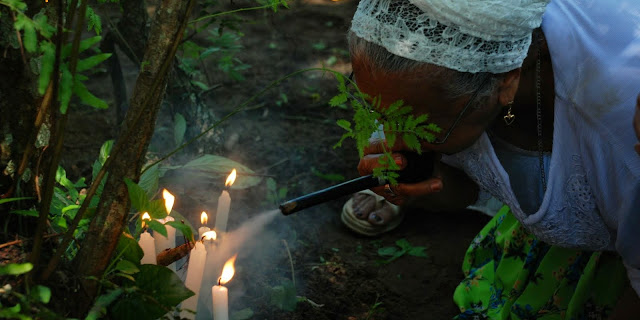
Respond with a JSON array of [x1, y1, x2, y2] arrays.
[[279, 201, 297, 215]]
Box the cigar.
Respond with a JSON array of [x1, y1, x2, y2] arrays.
[[279, 152, 434, 215]]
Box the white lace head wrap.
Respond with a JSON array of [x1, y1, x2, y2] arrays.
[[350, 0, 550, 73]]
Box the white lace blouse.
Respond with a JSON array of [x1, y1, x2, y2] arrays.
[[443, 0, 640, 294]]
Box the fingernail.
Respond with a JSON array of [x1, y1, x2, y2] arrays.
[[394, 155, 403, 166], [372, 214, 383, 223], [431, 181, 442, 192]]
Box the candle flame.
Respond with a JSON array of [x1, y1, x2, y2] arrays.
[[219, 254, 237, 285], [202, 230, 217, 240], [225, 169, 237, 187], [141, 212, 151, 220], [162, 189, 175, 215], [201, 211, 208, 225]]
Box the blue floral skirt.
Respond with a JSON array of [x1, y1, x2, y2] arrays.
[[453, 206, 627, 319]]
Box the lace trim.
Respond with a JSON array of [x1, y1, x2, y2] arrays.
[[351, 0, 533, 73], [445, 134, 610, 250]]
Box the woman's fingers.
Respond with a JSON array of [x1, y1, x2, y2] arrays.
[[357, 153, 407, 176]]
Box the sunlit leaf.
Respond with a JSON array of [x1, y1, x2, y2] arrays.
[[116, 232, 144, 266], [115, 260, 140, 274], [176, 155, 261, 189], [32, 285, 51, 303], [73, 79, 108, 109], [77, 53, 111, 72], [0, 263, 33, 275]]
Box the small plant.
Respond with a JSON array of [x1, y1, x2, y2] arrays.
[[265, 177, 288, 206], [377, 238, 427, 264], [329, 74, 441, 184]]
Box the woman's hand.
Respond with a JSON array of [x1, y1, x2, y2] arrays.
[[357, 139, 479, 210]]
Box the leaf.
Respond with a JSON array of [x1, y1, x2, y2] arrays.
[[86, 288, 124, 320], [76, 53, 112, 72], [146, 199, 167, 219], [124, 178, 148, 213], [402, 134, 421, 153], [116, 232, 144, 266], [329, 93, 347, 107], [408, 246, 428, 258], [99, 140, 114, 164], [173, 113, 186, 146], [270, 280, 298, 311], [310, 167, 345, 182], [0, 263, 33, 275], [377, 246, 399, 257], [59, 65, 73, 114], [73, 79, 108, 109], [111, 265, 194, 320], [33, 11, 55, 38], [14, 14, 37, 52], [62, 36, 101, 58], [85, 5, 102, 35], [115, 260, 140, 274], [395, 238, 412, 250], [190, 80, 209, 90], [166, 220, 194, 243], [336, 119, 351, 132], [147, 219, 167, 237], [38, 41, 55, 94], [176, 155, 261, 189], [0, 197, 33, 205], [139, 164, 159, 198], [231, 308, 254, 320], [10, 209, 38, 217], [32, 285, 51, 303]]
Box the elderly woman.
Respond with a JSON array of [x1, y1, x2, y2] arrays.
[[341, 0, 640, 318]]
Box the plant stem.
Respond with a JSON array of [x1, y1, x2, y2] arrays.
[[282, 239, 295, 288]]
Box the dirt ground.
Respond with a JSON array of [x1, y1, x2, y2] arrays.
[[61, 0, 491, 319]]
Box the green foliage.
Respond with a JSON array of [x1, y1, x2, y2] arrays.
[[109, 265, 194, 320], [231, 308, 255, 320], [310, 167, 345, 182], [377, 238, 427, 264], [329, 73, 441, 184], [269, 279, 298, 311], [2, 1, 110, 113], [265, 177, 287, 206], [0, 262, 33, 275]]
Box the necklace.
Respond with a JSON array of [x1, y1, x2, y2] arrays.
[[536, 37, 547, 193]]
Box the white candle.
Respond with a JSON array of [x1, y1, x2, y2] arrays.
[[139, 231, 156, 264], [212, 285, 228, 320], [215, 191, 231, 233], [212, 254, 236, 320], [180, 242, 207, 319], [198, 226, 210, 238], [215, 170, 236, 233], [155, 216, 176, 271]]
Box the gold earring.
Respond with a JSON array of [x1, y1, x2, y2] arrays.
[[503, 101, 515, 125]]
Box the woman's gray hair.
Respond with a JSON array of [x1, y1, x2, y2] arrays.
[[347, 30, 504, 107]]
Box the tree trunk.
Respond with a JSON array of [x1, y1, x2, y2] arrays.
[[71, 0, 195, 315]]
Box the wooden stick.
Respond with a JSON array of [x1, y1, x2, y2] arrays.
[[156, 241, 194, 267], [0, 233, 62, 250]]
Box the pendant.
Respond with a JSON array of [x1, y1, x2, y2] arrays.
[[503, 108, 515, 126]]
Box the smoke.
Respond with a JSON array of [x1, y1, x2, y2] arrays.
[[193, 209, 285, 319]]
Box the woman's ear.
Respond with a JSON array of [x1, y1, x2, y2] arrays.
[[498, 68, 521, 106]]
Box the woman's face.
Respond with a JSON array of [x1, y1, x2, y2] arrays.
[[352, 57, 504, 154]]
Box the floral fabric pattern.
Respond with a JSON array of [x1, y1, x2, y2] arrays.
[[453, 206, 627, 320]]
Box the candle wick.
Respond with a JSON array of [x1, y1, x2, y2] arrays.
[[217, 277, 221, 286]]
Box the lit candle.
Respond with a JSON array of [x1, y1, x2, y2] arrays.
[[215, 169, 236, 233], [179, 241, 207, 319], [156, 189, 177, 271], [198, 211, 210, 238], [212, 255, 237, 320], [139, 213, 156, 264]]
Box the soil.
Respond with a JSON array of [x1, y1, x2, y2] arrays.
[[59, 0, 491, 319]]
